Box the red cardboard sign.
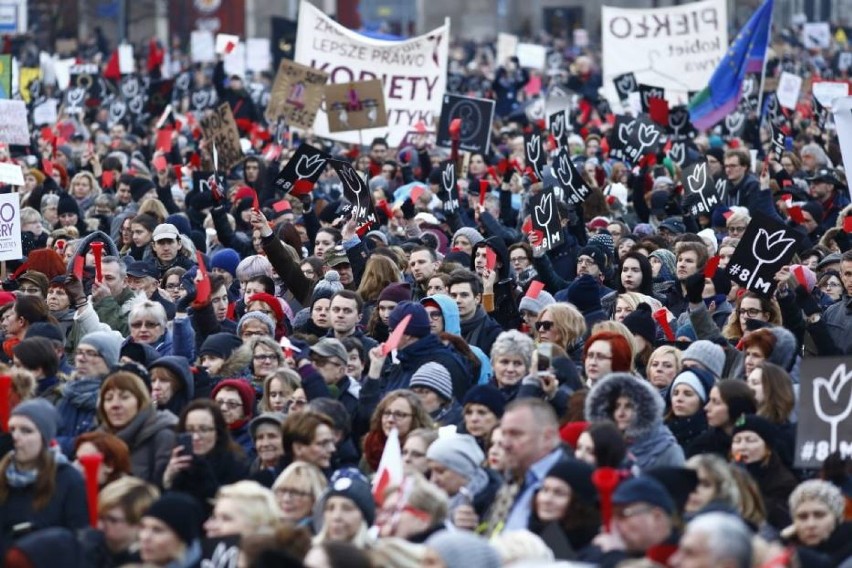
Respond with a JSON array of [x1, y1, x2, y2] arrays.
[[485, 248, 497, 271], [704, 255, 720, 278], [526, 280, 545, 299], [195, 251, 211, 305], [382, 314, 411, 355]]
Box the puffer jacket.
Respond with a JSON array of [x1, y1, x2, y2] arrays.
[[585, 372, 684, 472]]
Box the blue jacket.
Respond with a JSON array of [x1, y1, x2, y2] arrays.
[[379, 333, 472, 399], [56, 378, 101, 457], [427, 294, 492, 385]]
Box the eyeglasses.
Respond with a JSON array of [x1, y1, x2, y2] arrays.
[[727, 226, 746, 234], [287, 398, 307, 410], [586, 351, 613, 362], [18, 287, 41, 294], [254, 354, 278, 362], [216, 399, 243, 410], [185, 426, 215, 435], [75, 349, 103, 359], [535, 321, 554, 331], [615, 505, 654, 519], [738, 308, 765, 318], [130, 320, 161, 329], [822, 281, 841, 289], [382, 410, 413, 420], [275, 487, 312, 499], [99, 514, 127, 525], [425, 310, 442, 321], [510, 256, 528, 263], [724, 163, 743, 169]]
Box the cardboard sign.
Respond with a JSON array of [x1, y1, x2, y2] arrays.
[[516, 43, 547, 70], [329, 160, 377, 225], [529, 187, 563, 252], [726, 212, 802, 297], [552, 147, 592, 205], [497, 33, 519, 65], [0, 162, 24, 186], [667, 105, 695, 141], [638, 84, 665, 114], [325, 80, 388, 132], [812, 81, 850, 108], [190, 30, 216, 63], [613, 72, 638, 102], [524, 131, 547, 180], [0, 193, 21, 261], [549, 110, 570, 148], [624, 116, 664, 163], [199, 103, 244, 172], [266, 60, 329, 129], [437, 160, 460, 214], [436, 94, 495, 154], [776, 72, 803, 110], [274, 143, 330, 194], [682, 161, 719, 216], [803, 22, 831, 49], [795, 357, 852, 468], [32, 99, 57, 126], [0, 100, 30, 145]]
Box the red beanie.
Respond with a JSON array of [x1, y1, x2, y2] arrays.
[[247, 293, 285, 324], [560, 421, 589, 448], [212, 379, 256, 418]]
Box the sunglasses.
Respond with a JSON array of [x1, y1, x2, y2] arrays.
[[535, 321, 554, 331]]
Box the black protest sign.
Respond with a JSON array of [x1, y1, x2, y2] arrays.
[[613, 72, 638, 102], [199, 103, 244, 172], [271, 16, 298, 70], [529, 187, 563, 252], [624, 116, 664, 163], [146, 78, 174, 117], [638, 84, 665, 114], [769, 122, 786, 158], [524, 131, 547, 180], [552, 147, 591, 205], [107, 97, 129, 128], [190, 86, 218, 113], [173, 71, 192, 100], [329, 159, 377, 225], [436, 94, 495, 154], [437, 160, 460, 214], [738, 73, 760, 112], [794, 357, 852, 468], [764, 92, 787, 129], [667, 105, 695, 141], [64, 86, 87, 115], [813, 97, 828, 131], [274, 143, 330, 194], [549, 110, 570, 149], [120, 74, 142, 100], [668, 141, 688, 167], [722, 110, 747, 139], [682, 161, 719, 217], [70, 63, 106, 105], [192, 170, 225, 194], [726, 212, 802, 297], [608, 115, 635, 162]]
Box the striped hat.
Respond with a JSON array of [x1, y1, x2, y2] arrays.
[[409, 362, 453, 401]]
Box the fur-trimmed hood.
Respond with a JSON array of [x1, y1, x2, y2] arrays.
[[585, 372, 664, 440], [216, 344, 253, 379]]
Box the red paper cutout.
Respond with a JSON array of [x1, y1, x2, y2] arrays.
[[292, 179, 314, 196], [273, 199, 292, 213], [704, 256, 720, 278], [788, 205, 805, 224], [382, 314, 412, 355], [42, 159, 54, 177], [479, 180, 488, 206], [410, 186, 425, 203], [73, 256, 85, 280], [485, 248, 497, 271], [844, 216, 852, 233], [449, 118, 461, 141], [793, 265, 808, 288], [152, 154, 167, 172], [101, 170, 114, 188], [526, 280, 545, 299], [648, 97, 669, 126], [195, 251, 211, 305], [155, 128, 173, 153]]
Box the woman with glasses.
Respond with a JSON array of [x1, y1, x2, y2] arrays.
[[245, 292, 289, 340], [245, 336, 285, 395], [535, 303, 587, 367], [272, 461, 328, 529], [722, 292, 781, 344], [489, 330, 533, 404], [361, 391, 433, 475], [96, 371, 177, 483], [402, 428, 438, 476], [163, 399, 250, 514], [210, 379, 257, 459], [159, 267, 186, 304], [582, 331, 634, 386], [126, 300, 171, 356], [280, 411, 338, 472], [724, 211, 750, 240], [816, 271, 843, 304]]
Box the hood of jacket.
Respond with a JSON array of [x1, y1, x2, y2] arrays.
[[424, 294, 461, 335], [65, 230, 120, 273], [150, 356, 195, 401], [766, 325, 797, 371], [585, 372, 663, 440], [471, 236, 511, 281]]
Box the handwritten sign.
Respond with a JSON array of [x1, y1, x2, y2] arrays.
[[325, 79, 388, 132], [0, 100, 30, 144], [199, 103, 243, 172], [266, 60, 329, 129]]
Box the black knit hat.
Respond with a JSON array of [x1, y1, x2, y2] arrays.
[[544, 459, 598, 505], [645, 466, 699, 515], [732, 414, 777, 449], [578, 245, 607, 270], [199, 332, 243, 359], [57, 193, 80, 217], [623, 303, 656, 345], [323, 471, 376, 525], [129, 177, 156, 203], [709, 268, 732, 297], [462, 384, 505, 418], [143, 493, 202, 545], [567, 274, 601, 314]]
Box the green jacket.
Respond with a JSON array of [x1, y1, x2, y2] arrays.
[[94, 287, 135, 336]]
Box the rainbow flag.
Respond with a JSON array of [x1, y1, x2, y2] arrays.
[[689, 0, 774, 130]]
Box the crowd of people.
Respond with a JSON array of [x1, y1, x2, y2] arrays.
[[0, 13, 849, 568]]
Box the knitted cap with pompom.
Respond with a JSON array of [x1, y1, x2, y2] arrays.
[[311, 270, 344, 307]]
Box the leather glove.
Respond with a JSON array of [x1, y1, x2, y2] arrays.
[[794, 285, 821, 317], [64, 275, 87, 308], [401, 198, 416, 220], [684, 272, 706, 304]]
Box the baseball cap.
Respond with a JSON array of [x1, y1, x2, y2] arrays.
[[152, 223, 180, 241], [126, 261, 159, 279]]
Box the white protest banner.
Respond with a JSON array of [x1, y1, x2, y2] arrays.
[[118, 44, 134, 75], [191, 31, 215, 64], [776, 72, 803, 109], [0, 162, 23, 185], [602, 0, 727, 104], [32, 98, 57, 125], [222, 41, 247, 80], [812, 81, 850, 108], [294, 0, 448, 146], [803, 22, 831, 49], [53, 57, 74, 90], [0, 99, 28, 144], [516, 43, 546, 70], [497, 33, 518, 65], [832, 96, 852, 200], [0, 192, 21, 261], [246, 38, 271, 73], [216, 34, 240, 56]]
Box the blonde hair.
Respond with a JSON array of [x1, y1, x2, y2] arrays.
[[538, 303, 587, 349], [70, 171, 102, 199], [259, 369, 301, 413], [492, 529, 555, 564], [214, 480, 281, 535], [369, 538, 425, 568], [137, 198, 168, 224], [98, 476, 160, 522], [272, 460, 328, 500], [646, 345, 683, 381]]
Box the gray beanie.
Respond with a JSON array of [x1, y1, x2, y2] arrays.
[[12, 399, 59, 445], [410, 362, 453, 401], [681, 340, 725, 379], [426, 433, 485, 480], [518, 289, 555, 316], [237, 311, 276, 336], [452, 227, 484, 248], [79, 331, 122, 368], [426, 530, 501, 568], [311, 270, 344, 304]]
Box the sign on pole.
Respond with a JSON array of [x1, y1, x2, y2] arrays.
[[199, 103, 244, 172], [266, 60, 328, 129]]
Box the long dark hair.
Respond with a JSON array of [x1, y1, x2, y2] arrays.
[[587, 421, 627, 468], [617, 251, 655, 296], [178, 399, 242, 456], [0, 446, 57, 510]]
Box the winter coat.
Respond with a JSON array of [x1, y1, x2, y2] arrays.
[[377, 333, 472, 400], [56, 378, 101, 457], [426, 294, 492, 386], [0, 460, 89, 555], [170, 448, 250, 515], [665, 412, 708, 450], [786, 521, 852, 568], [824, 296, 852, 354], [150, 356, 195, 417], [743, 453, 798, 531], [103, 406, 177, 483], [92, 286, 135, 339], [585, 373, 684, 472], [459, 305, 503, 357]]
